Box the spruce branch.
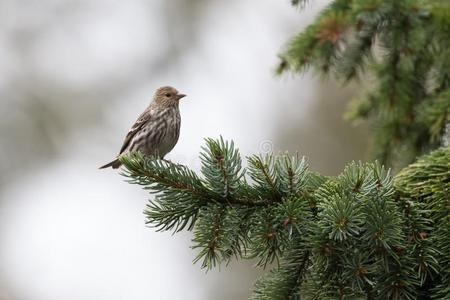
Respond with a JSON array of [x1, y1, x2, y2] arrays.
[[121, 138, 317, 269], [120, 139, 448, 298], [276, 154, 308, 196], [200, 137, 244, 201], [247, 155, 282, 202], [191, 204, 247, 269], [251, 237, 310, 300], [395, 147, 450, 299], [121, 153, 211, 232], [279, 0, 450, 168], [109, 0, 450, 298]]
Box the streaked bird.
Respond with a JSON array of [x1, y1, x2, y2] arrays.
[[100, 86, 186, 169]]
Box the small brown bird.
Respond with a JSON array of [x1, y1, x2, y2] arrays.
[[100, 86, 186, 169]]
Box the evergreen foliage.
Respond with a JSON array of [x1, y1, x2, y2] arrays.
[[117, 1, 450, 299], [120, 139, 449, 299], [278, 0, 450, 169], [395, 148, 450, 299]]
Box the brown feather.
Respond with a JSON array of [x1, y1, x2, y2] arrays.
[[119, 108, 152, 154], [99, 159, 121, 169]]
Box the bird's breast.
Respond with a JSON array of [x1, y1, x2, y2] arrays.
[[157, 108, 181, 157]]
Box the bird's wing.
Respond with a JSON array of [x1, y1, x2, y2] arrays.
[[119, 108, 152, 154]]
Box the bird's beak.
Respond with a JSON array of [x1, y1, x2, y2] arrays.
[[177, 93, 186, 100]]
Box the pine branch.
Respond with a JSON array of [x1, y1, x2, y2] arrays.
[[251, 238, 310, 300], [200, 137, 244, 201], [121, 138, 317, 270], [395, 147, 450, 299], [247, 155, 281, 203], [278, 0, 450, 168], [278, 0, 354, 75], [192, 205, 245, 269], [121, 154, 209, 231], [119, 137, 449, 298], [121, 152, 261, 233], [276, 154, 308, 196], [112, 0, 450, 297]]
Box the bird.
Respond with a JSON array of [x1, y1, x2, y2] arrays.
[[99, 86, 186, 169]]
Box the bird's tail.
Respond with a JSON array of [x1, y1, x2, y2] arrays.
[[99, 158, 121, 169]]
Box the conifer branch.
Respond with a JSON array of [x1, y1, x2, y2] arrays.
[[279, 0, 450, 168], [112, 0, 450, 298], [121, 137, 449, 298]]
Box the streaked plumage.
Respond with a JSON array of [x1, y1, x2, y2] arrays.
[[100, 86, 185, 169]]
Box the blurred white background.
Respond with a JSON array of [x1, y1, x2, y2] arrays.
[[0, 0, 367, 299]]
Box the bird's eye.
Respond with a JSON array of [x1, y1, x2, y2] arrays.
[[165, 93, 171, 97]]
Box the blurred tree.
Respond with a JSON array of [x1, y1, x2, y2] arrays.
[[117, 1, 450, 299], [279, 0, 449, 170]]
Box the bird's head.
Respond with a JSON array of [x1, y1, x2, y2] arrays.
[[153, 86, 186, 107]]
